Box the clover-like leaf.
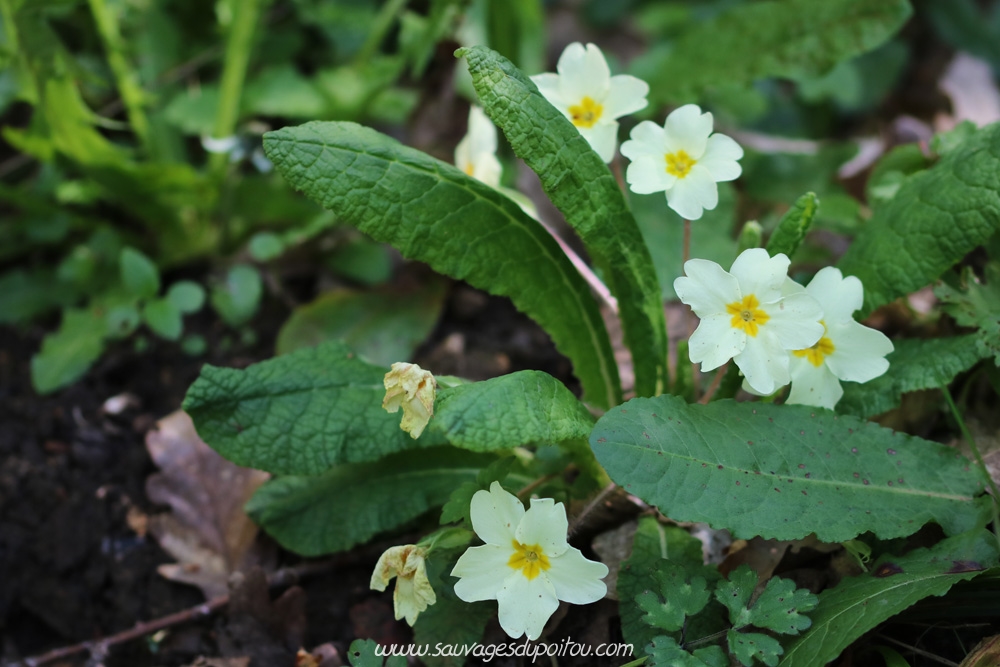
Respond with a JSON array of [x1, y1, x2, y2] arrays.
[[716, 565, 818, 636], [637, 562, 712, 633], [727, 630, 784, 667], [646, 636, 728, 667]]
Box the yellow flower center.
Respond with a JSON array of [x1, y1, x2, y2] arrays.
[[508, 540, 551, 580], [793, 323, 835, 367], [463, 163, 475, 176], [726, 294, 770, 337], [665, 150, 696, 178], [568, 96, 603, 128]]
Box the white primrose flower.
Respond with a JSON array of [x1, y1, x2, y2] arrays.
[[370, 544, 436, 625], [530, 42, 649, 163], [785, 267, 894, 410], [673, 248, 824, 395], [455, 105, 502, 188], [451, 482, 608, 641], [620, 104, 743, 220]]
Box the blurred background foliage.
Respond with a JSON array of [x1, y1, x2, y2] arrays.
[[2, 0, 999, 394]]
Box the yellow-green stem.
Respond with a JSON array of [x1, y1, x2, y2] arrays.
[[88, 0, 151, 152], [209, 0, 268, 175], [942, 385, 1000, 546], [354, 0, 408, 66]]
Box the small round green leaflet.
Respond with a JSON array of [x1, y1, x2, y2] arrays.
[[590, 395, 990, 542]]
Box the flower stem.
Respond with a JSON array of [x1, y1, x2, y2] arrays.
[[941, 385, 1000, 546], [568, 482, 617, 537], [698, 362, 729, 404], [682, 218, 691, 265], [87, 0, 151, 153], [354, 0, 408, 66], [617, 658, 648, 667]]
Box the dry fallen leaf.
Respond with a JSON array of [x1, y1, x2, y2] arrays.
[[145, 410, 271, 599]]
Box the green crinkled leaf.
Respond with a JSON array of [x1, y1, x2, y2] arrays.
[[263, 120, 619, 409], [347, 638, 406, 667], [728, 630, 784, 667], [619, 517, 716, 653], [765, 193, 819, 260], [276, 282, 448, 366], [838, 335, 986, 418], [591, 395, 989, 542], [636, 563, 711, 633], [935, 264, 1000, 365], [779, 529, 998, 667], [639, 0, 912, 102], [716, 566, 817, 635], [182, 340, 437, 475], [31, 307, 107, 394], [459, 45, 667, 399], [838, 122, 1000, 315], [246, 447, 495, 556], [431, 370, 593, 451], [647, 636, 728, 667]]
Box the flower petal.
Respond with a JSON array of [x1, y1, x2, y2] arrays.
[[663, 104, 712, 157], [496, 571, 559, 640], [580, 121, 619, 162], [689, 314, 745, 371], [516, 498, 569, 557], [699, 133, 743, 182], [452, 543, 512, 602], [621, 121, 665, 159], [806, 267, 863, 323], [625, 155, 674, 194], [470, 481, 524, 546], [665, 172, 715, 220], [530, 72, 569, 108], [545, 546, 608, 604], [736, 334, 791, 395], [825, 320, 893, 382], [729, 249, 789, 303], [787, 357, 843, 410], [764, 292, 825, 350], [603, 74, 649, 119], [557, 42, 610, 102], [675, 259, 740, 316]]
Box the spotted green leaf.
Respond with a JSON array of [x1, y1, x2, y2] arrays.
[[591, 395, 990, 541]]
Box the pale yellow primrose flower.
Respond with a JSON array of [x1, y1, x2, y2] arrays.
[[621, 104, 743, 220], [370, 545, 436, 625], [785, 267, 894, 409], [530, 42, 649, 163], [382, 362, 436, 438], [674, 248, 824, 395], [455, 105, 502, 188], [451, 482, 608, 641]]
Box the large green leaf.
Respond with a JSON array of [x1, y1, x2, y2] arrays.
[[839, 122, 1000, 315], [431, 370, 593, 451], [591, 395, 989, 542], [459, 45, 668, 399], [637, 0, 912, 102], [182, 340, 437, 475], [263, 121, 620, 409], [245, 447, 495, 556], [838, 335, 987, 418], [778, 529, 998, 667]]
